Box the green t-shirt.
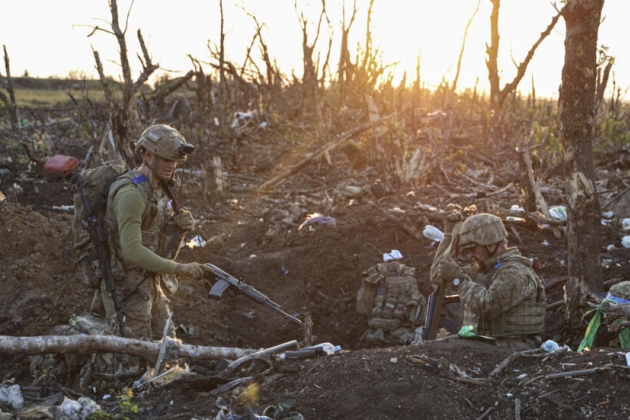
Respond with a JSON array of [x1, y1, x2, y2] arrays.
[[112, 184, 178, 274]]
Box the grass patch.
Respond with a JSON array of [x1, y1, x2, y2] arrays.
[[13, 88, 108, 108]]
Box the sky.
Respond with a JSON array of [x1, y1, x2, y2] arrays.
[[1, 0, 629, 99]]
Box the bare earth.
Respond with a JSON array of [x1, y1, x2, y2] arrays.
[[1, 130, 630, 419]]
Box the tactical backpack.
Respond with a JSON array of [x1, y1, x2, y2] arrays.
[[356, 262, 426, 336], [72, 163, 128, 289]]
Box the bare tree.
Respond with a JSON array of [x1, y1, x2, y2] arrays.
[[88, 0, 159, 165], [451, 0, 481, 92], [559, 0, 605, 329], [1, 45, 19, 130], [337, 0, 358, 105], [486, 0, 562, 111], [295, 0, 329, 123]]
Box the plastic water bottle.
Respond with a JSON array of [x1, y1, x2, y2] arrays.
[[423, 225, 444, 242]]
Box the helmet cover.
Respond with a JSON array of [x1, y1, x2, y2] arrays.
[[135, 125, 194, 161], [458, 213, 507, 251]]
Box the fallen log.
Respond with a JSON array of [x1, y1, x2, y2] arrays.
[[0, 335, 255, 362]]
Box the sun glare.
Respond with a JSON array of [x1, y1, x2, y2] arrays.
[[0, 0, 628, 99]]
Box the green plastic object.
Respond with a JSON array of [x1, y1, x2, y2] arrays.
[[457, 325, 497, 344]]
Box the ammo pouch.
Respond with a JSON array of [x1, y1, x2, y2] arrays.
[[78, 246, 103, 289], [356, 262, 425, 332]]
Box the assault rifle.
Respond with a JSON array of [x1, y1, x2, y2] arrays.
[[160, 142, 196, 259], [204, 263, 304, 327], [74, 172, 126, 337], [160, 179, 184, 259], [423, 223, 462, 341]]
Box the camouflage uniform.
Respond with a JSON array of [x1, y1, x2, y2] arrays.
[[100, 169, 180, 340], [458, 247, 546, 336]]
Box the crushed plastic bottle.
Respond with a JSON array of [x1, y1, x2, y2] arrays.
[[423, 225, 444, 242], [541, 340, 560, 352]]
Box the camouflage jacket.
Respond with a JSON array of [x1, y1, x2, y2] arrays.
[[458, 248, 546, 336]]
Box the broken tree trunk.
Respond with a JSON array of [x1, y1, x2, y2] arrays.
[[560, 0, 605, 330], [2, 45, 19, 130], [0, 335, 255, 363], [256, 117, 390, 192]]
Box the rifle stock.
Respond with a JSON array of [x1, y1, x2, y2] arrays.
[[204, 263, 303, 327], [74, 173, 126, 337], [423, 222, 462, 341]]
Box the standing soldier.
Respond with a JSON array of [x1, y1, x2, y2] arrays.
[[100, 124, 211, 340], [432, 213, 546, 344]]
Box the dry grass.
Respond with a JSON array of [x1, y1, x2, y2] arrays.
[[14, 88, 108, 108]]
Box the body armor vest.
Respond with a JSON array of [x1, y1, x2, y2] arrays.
[[478, 254, 546, 337], [104, 170, 175, 285]]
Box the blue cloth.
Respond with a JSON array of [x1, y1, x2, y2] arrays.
[[606, 292, 630, 305]]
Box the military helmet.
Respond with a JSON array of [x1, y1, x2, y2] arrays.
[[135, 125, 194, 161], [458, 213, 508, 251]]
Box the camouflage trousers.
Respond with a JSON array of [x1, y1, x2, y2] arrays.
[[98, 272, 175, 340]]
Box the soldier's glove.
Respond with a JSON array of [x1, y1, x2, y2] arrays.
[[435, 258, 468, 288], [443, 211, 463, 234], [173, 209, 195, 232], [175, 263, 212, 280]]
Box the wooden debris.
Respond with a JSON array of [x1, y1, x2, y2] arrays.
[[222, 340, 298, 376], [405, 354, 487, 385], [256, 117, 391, 192]]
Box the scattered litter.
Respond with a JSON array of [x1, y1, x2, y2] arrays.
[[417, 203, 438, 212], [602, 259, 612, 267], [607, 244, 616, 251], [231, 111, 256, 128], [516, 373, 528, 380], [549, 206, 567, 220], [505, 216, 525, 223], [185, 235, 206, 249], [621, 236, 630, 248], [59, 396, 100, 420], [510, 204, 525, 212], [541, 339, 572, 353], [423, 225, 444, 242], [622, 218, 630, 231], [0, 384, 23, 409], [298, 213, 337, 230], [602, 211, 614, 218], [383, 250, 403, 262], [281, 265, 289, 275], [626, 352, 630, 367], [389, 207, 405, 215], [541, 340, 559, 352], [541, 240, 549, 246], [52, 205, 73, 212], [279, 342, 341, 361], [390, 357, 398, 363]]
